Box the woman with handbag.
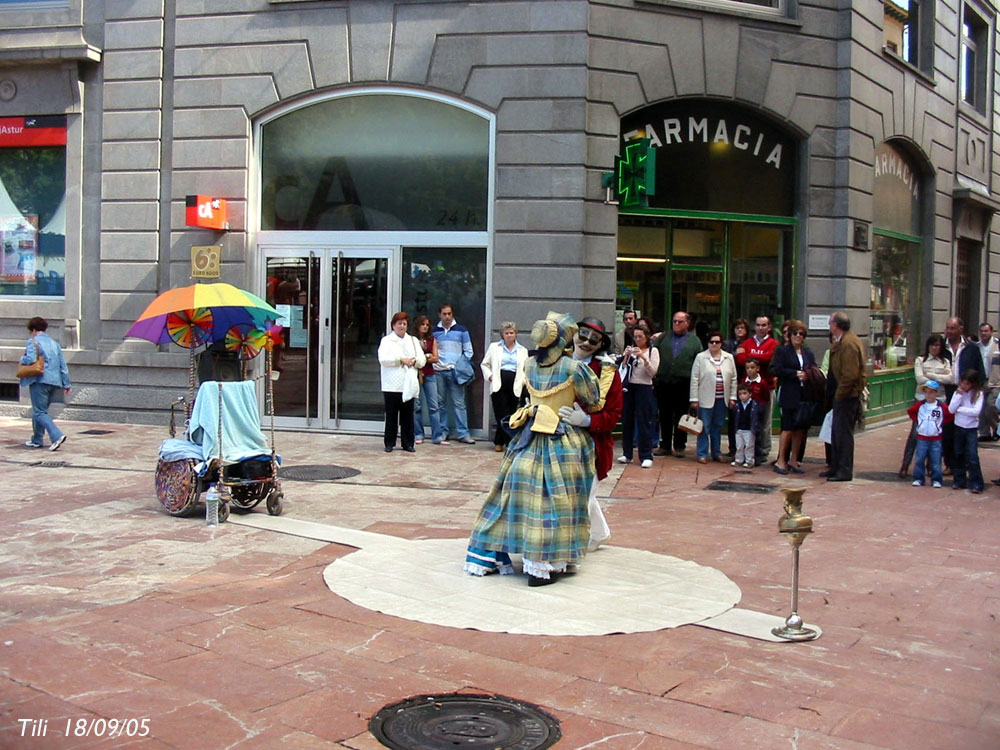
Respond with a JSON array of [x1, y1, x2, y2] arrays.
[[480, 321, 528, 451], [412, 315, 440, 445], [19, 317, 71, 451], [773, 320, 817, 474], [377, 312, 426, 453], [617, 324, 660, 468], [689, 332, 737, 464]]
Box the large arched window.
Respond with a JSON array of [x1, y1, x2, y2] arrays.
[[259, 94, 489, 232], [870, 140, 925, 368]]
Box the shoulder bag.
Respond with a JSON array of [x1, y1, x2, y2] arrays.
[[16, 343, 45, 379]]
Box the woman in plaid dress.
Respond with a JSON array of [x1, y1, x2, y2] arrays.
[[465, 312, 600, 586]]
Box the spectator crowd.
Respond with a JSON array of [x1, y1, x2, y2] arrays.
[[378, 304, 999, 494]]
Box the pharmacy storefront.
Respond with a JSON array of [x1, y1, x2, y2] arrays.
[[614, 99, 799, 335]]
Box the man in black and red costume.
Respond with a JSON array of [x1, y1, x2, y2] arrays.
[[560, 317, 624, 550]]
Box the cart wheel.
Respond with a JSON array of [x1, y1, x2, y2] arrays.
[[266, 490, 284, 516], [229, 483, 266, 510], [218, 501, 230, 523], [155, 459, 199, 517]]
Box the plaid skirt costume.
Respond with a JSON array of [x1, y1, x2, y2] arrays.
[[465, 353, 600, 578]]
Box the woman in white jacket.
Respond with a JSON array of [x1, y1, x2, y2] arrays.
[[378, 312, 426, 453], [689, 332, 738, 464], [480, 321, 528, 451]]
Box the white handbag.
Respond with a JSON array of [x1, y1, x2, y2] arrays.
[[401, 335, 421, 402], [678, 412, 704, 436]]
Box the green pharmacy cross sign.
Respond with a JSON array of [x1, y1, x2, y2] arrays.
[[606, 138, 656, 208]]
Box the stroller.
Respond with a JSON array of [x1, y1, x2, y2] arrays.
[[155, 379, 284, 521]]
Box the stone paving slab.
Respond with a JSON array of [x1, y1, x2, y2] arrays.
[[0, 415, 997, 748]]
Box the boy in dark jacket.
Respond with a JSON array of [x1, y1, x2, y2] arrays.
[[731, 383, 761, 468], [742, 358, 771, 464]]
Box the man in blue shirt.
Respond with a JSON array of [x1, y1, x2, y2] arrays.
[[433, 303, 475, 444]]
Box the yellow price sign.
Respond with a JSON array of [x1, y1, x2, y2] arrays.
[[191, 245, 221, 278]]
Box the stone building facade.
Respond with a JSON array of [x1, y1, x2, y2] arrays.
[[0, 0, 996, 433]]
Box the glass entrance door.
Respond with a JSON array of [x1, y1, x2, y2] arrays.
[[331, 252, 390, 429], [266, 253, 321, 424], [264, 247, 394, 430]]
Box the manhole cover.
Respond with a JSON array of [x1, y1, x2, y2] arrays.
[[31, 460, 69, 468], [369, 693, 561, 750], [705, 480, 779, 494], [278, 464, 360, 481], [855, 471, 903, 482], [79, 429, 114, 435]]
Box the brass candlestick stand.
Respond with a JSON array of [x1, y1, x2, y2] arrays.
[[772, 487, 819, 641]]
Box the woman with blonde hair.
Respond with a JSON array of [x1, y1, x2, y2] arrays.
[[689, 331, 737, 463], [377, 312, 425, 453], [480, 321, 528, 451]]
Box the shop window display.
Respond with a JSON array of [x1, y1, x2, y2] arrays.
[[870, 141, 924, 368], [0, 125, 66, 297], [870, 234, 919, 368]]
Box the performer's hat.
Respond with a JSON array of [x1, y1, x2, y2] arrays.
[[577, 317, 611, 352], [531, 311, 578, 366]]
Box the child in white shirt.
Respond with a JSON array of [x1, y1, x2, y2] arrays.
[[906, 380, 950, 487], [949, 370, 985, 494]]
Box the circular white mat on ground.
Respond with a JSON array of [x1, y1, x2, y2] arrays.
[[322, 538, 741, 636]]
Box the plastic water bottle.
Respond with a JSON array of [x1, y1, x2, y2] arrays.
[[205, 483, 219, 528]]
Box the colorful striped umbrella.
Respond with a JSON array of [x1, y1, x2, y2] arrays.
[[125, 283, 279, 347]]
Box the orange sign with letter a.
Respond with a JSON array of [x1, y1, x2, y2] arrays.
[[185, 195, 229, 230]]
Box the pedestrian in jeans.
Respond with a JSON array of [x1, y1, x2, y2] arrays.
[[432, 303, 476, 444], [949, 370, 985, 494], [19, 316, 71, 451], [412, 315, 440, 445], [617, 325, 659, 468], [906, 380, 950, 488]]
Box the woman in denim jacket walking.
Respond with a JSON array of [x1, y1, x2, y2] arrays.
[[19, 317, 71, 451]]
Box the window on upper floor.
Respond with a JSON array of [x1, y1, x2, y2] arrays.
[[883, 0, 934, 74], [960, 4, 990, 114], [637, 0, 786, 16]]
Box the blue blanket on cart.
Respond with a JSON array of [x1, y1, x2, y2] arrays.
[[188, 380, 272, 464]]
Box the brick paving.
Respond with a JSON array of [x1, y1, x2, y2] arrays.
[[0, 414, 997, 749]]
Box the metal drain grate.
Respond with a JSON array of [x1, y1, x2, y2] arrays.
[[855, 471, 904, 482], [31, 460, 69, 468], [278, 464, 360, 482], [705, 479, 779, 494], [369, 693, 561, 750], [79, 429, 114, 435]]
